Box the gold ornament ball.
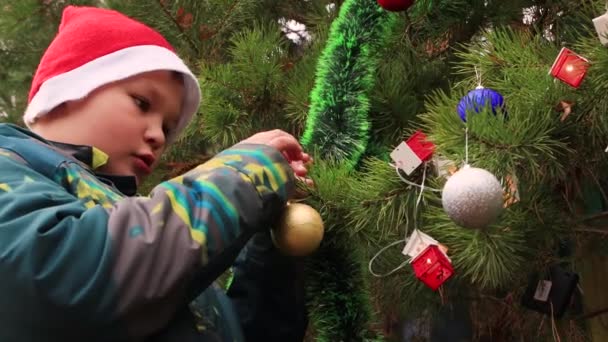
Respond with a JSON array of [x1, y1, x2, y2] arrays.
[[271, 203, 325, 256]]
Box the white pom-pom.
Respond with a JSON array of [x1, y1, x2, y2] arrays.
[[441, 165, 503, 229]]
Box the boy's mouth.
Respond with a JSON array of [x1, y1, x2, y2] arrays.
[[137, 153, 156, 167], [133, 154, 155, 175]]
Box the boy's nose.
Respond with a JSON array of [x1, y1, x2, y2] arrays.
[[144, 123, 166, 151]]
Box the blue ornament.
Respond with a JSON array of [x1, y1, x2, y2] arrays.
[[456, 87, 505, 122]]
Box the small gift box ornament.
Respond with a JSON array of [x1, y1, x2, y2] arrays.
[[521, 265, 579, 318], [549, 47, 590, 88], [403, 230, 453, 291], [411, 245, 454, 291], [402, 229, 448, 258], [593, 10, 608, 46], [390, 131, 435, 175]]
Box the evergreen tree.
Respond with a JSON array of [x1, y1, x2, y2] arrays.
[[2, 0, 608, 341]]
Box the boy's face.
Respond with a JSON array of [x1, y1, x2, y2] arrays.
[[32, 70, 184, 185]]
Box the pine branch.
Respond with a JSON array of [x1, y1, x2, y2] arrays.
[[212, 0, 241, 39], [155, 0, 200, 56], [579, 211, 608, 222], [575, 227, 608, 235], [578, 307, 608, 320]]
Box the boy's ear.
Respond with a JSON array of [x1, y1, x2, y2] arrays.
[[31, 103, 69, 127], [46, 103, 69, 119]]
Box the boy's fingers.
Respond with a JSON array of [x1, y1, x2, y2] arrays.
[[241, 130, 311, 168], [271, 136, 303, 159], [300, 152, 312, 164], [295, 176, 314, 187], [290, 160, 307, 177]]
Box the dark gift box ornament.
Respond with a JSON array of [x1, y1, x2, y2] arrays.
[[521, 265, 579, 318]]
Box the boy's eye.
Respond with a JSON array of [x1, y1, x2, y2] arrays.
[[131, 95, 151, 112], [163, 121, 178, 137], [162, 124, 171, 136]]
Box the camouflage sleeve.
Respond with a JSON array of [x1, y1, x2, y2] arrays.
[[107, 143, 295, 337], [0, 143, 294, 340]]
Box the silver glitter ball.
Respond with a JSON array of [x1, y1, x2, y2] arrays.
[[441, 165, 503, 229]]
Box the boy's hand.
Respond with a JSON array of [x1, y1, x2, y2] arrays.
[[240, 130, 312, 178]]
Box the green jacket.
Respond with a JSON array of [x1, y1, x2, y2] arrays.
[[0, 123, 295, 341]]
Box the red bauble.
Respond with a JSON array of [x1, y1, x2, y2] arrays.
[[411, 245, 454, 291], [377, 0, 415, 12]]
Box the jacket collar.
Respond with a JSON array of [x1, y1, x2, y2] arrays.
[[47, 140, 138, 196], [0, 124, 138, 196]]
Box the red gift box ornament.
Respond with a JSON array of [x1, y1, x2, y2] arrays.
[[549, 47, 590, 88], [390, 131, 435, 175], [411, 245, 454, 291]]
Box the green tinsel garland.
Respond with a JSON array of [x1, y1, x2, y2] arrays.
[[302, 0, 396, 339], [301, 0, 395, 169]]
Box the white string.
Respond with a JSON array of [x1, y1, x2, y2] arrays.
[[412, 165, 426, 233], [465, 126, 470, 166], [368, 239, 410, 277], [416, 163, 427, 207], [390, 163, 441, 192], [371, 126, 471, 278], [369, 162, 432, 278], [404, 205, 410, 239], [474, 66, 483, 89], [577, 283, 585, 295], [550, 302, 562, 342], [438, 286, 446, 304], [374, 121, 470, 278]]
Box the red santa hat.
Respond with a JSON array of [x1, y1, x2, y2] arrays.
[[24, 6, 201, 141]]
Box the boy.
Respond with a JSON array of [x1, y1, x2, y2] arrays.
[[0, 5, 309, 342]]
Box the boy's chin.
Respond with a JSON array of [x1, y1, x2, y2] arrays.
[[134, 174, 145, 186]]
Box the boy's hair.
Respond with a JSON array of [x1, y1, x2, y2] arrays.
[[24, 6, 201, 142]]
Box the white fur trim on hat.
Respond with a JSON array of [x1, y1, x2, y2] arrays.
[[24, 45, 201, 140]]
